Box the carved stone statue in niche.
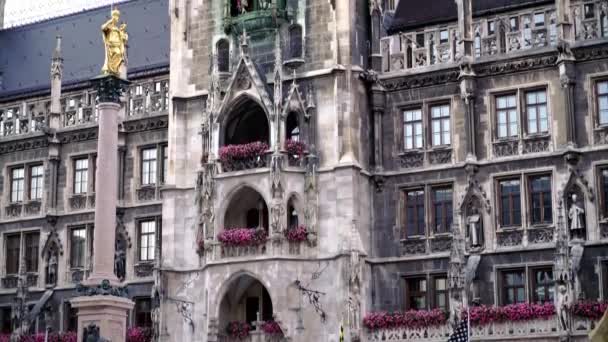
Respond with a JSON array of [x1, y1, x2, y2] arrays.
[[568, 193, 585, 240], [46, 251, 58, 286], [556, 282, 570, 332], [114, 238, 127, 280], [466, 207, 483, 249]]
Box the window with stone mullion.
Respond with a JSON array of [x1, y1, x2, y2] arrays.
[[403, 108, 423, 150], [498, 178, 522, 228], [525, 89, 548, 135], [529, 175, 552, 225], [496, 94, 518, 139], [141, 148, 158, 186], [502, 269, 526, 305], [24, 233, 39, 273], [5, 235, 21, 275], [531, 268, 554, 304], [597, 81, 608, 125], [404, 189, 425, 237], [30, 165, 44, 201], [139, 220, 156, 262], [432, 186, 453, 234], [405, 277, 427, 310], [601, 168, 608, 219], [74, 158, 89, 195], [10, 167, 25, 203], [70, 228, 86, 268], [430, 104, 451, 147]]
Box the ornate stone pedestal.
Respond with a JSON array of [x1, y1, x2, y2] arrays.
[[71, 295, 134, 341]]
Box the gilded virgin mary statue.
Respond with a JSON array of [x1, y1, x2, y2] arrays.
[[101, 8, 128, 76]]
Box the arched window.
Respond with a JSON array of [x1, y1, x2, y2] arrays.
[[286, 112, 300, 141], [288, 25, 303, 59], [224, 97, 270, 145], [288, 198, 299, 229], [474, 32, 481, 58], [217, 39, 230, 73]]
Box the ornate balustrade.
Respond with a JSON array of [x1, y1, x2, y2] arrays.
[[571, 316, 600, 336], [0, 101, 48, 137], [366, 324, 452, 342], [0, 77, 169, 139], [379, 1, 608, 75], [218, 332, 285, 342], [470, 317, 558, 340], [205, 237, 314, 262]]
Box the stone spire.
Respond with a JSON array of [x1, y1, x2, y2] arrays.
[[50, 36, 63, 130]]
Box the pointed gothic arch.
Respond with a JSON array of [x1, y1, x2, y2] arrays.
[[221, 185, 270, 232], [221, 95, 270, 146]]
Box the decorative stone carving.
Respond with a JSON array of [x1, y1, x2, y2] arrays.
[[5, 203, 22, 218], [2, 275, 18, 289], [69, 195, 88, 210], [372, 175, 385, 193], [175, 300, 194, 330], [496, 229, 523, 247], [398, 151, 423, 168], [568, 193, 586, 240], [400, 239, 426, 255], [270, 154, 283, 199], [522, 135, 550, 154], [122, 116, 169, 133], [458, 164, 491, 215], [71, 269, 85, 284], [466, 208, 483, 248], [380, 70, 460, 91], [195, 163, 216, 249], [448, 218, 465, 327], [76, 279, 128, 297], [428, 149, 452, 165], [134, 263, 154, 277], [270, 202, 285, 235], [493, 140, 519, 157], [114, 237, 127, 281], [594, 127, 608, 145], [24, 201, 41, 216], [304, 155, 319, 241], [46, 253, 58, 286], [430, 235, 452, 253], [528, 226, 554, 244], [475, 55, 558, 77], [137, 187, 157, 201]]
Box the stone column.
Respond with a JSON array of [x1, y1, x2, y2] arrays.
[[71, 75, 132, 342]]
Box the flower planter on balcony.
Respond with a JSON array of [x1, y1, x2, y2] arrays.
[[218, 228, 268, 257], [219, 142, 269, 172], [285, 139, 307, 167]]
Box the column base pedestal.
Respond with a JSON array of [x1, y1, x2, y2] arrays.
[[71, 295, 134, 342]]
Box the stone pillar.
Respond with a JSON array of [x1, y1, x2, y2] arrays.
[[556, 0, 573, 42], [370, 82, 385, 169], [460, 73, 476, 160], [71, 75, 132, 342], [560, 62, 577, 147], [86, 100, 121, 285], [455, 0, 473, 58]]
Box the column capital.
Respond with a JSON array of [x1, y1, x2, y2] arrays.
[[92, 74, 130, 104]]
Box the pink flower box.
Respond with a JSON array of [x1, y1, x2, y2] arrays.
[[261, 320, 283, 335], [126, 327, 152, 342], [218, 228, 268, 247], [467, 303, 555, 326], [363, 309, 447, 331], [570, 301, 608, 320], [285, 139, 306, 157], [284, 225, 308, 242], [226, 321, 251, 339]]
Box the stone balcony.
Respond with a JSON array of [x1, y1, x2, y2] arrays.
[[367, 324, 452, 342], [379, 0, 608, 75], [204, 238, 315, 263]]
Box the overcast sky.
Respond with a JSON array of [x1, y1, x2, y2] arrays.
[[4, 0, 129, 28]]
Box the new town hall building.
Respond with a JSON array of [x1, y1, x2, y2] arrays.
[[1, 0, 608, 341]]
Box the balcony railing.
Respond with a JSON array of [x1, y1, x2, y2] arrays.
[[204, 238, 314, 262], [0, 78, 169, 138], [380, 1, 608, 74], [470, 317, 558, 339], [367, 324, 452, 342]]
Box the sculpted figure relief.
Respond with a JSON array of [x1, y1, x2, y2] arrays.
[[101, 9, 128, 76], [568, 194, 585, 239]]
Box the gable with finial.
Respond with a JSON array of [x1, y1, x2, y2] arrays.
[[281, 80, 309, 119], [560, 169, 595, 204], [457, 165, 491, 214], [42, 229, 64, 257], [215, 53, 274, 124]]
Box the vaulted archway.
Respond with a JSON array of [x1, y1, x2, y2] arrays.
[[224, 186, 269, 232], [222, 96, 270, 146], [218, 273, 274, 329]]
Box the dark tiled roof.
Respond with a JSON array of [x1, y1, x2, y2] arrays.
[[389, 0, 553, 34], [0, 0, 169, 99]]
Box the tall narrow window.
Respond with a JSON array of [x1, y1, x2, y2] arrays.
[[30, 165, 44, 201], [289, 25, 303, 59], [5, 234, 21, 275], [602, 13, 608, 37], [70, 228, 86, 268], [529, 175, 552, 225], [531, 268, 554, 303], [25, 232, 39, 272], [433, 276, 448, 311], [526, 89, 548, 134], [474, 32, 481, 57], [141, 148, 157, 186], [601, 168, 608, 218], [502, 269, 526, 305], [496, 94, 518, 138], [286, 112, 300, 141], [135, 298, 153, 328], [74, 158, 89, 194], [430, 104, 451, 146], [11, 167, 25, 202], [162, 145, 168, 184], [404, 189, 425, 237], [597, 81, 608, 125], [432, 187, 453, 233], [403, 108, 423, 149], [139, 220, 156, 261], [217, 39, 230, 73], [499, 179, 521, 227], [406, 277, 427, 310]]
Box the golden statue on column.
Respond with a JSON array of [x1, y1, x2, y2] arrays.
[[101, 8, 128, 76]]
